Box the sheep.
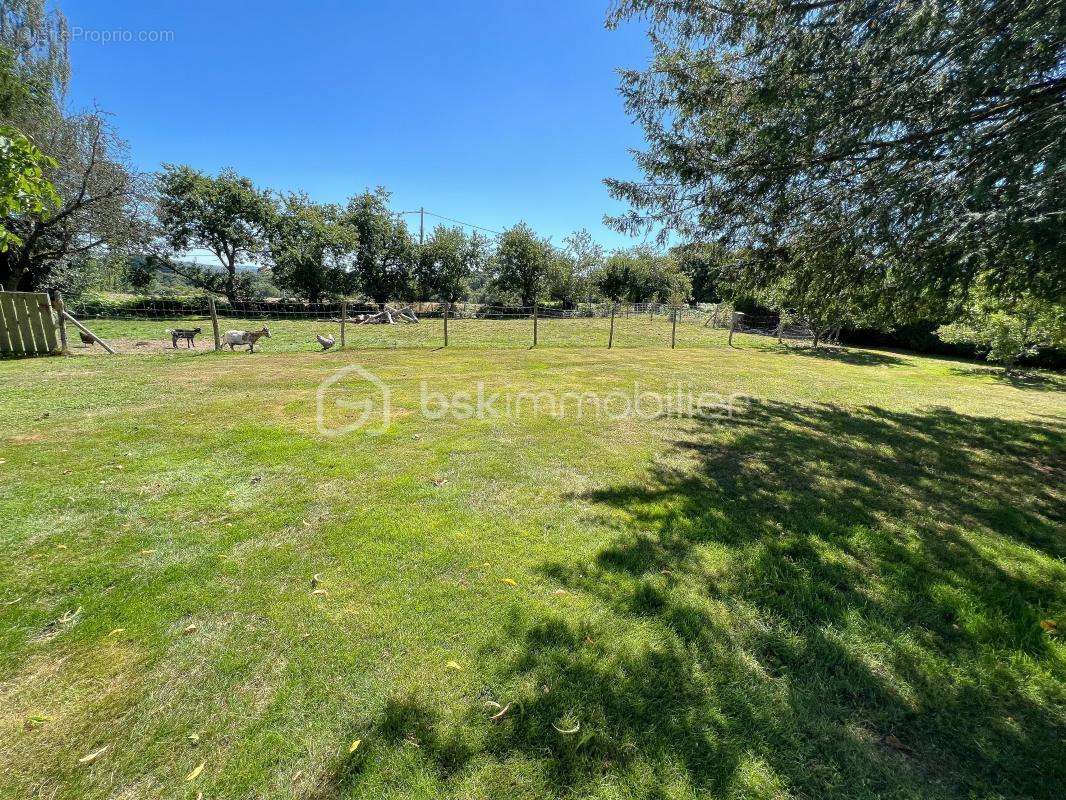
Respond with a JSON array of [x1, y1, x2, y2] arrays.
[[223, 327, 271, 352], [316, 334, 335, 351]]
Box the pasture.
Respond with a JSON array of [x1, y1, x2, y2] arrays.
[[1, 327, 1063, 800]]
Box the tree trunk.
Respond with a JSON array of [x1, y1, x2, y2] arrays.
[[225, 256, 237, 306]]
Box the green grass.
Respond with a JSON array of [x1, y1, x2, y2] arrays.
[[78, 313, 734, 352], [1, 324, 1063, 799]]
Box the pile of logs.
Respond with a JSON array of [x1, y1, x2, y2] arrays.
[[334, 305, 420, 325]]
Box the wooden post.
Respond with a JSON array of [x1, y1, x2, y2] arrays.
[[53, 292, 68, 354], [61, 310, 115, 354], [608, 303, 616, 349], [671, 306, 677, 349], [208, 295, 221, 351], [340, 299, 347, 349], [443, 301, 449, 347], [532, 302, 538, 347], [728, 311, 744, 347]]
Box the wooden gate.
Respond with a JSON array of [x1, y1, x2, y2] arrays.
[[0, 290, 60, 356]]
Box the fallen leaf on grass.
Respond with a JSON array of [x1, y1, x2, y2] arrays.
[[552, 589, 568, 596], [500, 578, 517, 587], [107, 628, 125, 636], [432, 477, 448, 487], [490, 702, 513, 722], [59, 607, 82, 624], [79, 745, 110, 764], [445, 660, 462, 671], [140, 549, 156, 556], [311, 588, 327, 596], [55, 543, 68, 550], [183, 624, 197, 635], [24, 714, 54, 729], [292, 770, 304, 782], [348, 739, 361, 753], [186, 761, 206, 781], [1039, 619, 1058, 634]]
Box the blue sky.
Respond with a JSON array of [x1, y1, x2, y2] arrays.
[[57, 0, 652, 251]]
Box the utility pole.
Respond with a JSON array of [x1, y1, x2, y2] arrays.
[[419, 207, 425, 245]]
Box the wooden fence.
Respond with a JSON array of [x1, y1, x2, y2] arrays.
[[0, 290, 61, 356]]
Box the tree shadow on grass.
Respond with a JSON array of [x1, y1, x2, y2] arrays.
[[949, 365, 1066, 392], [779, 345, 909, 367], [330, 401, 1065, 798], [483, 402, 1066, 798], [313, 694, 476, 799]]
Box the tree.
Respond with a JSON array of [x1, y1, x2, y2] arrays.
[[547, 230, 602, 308], [267, 194, 357, 302], [593, 245, 690, 304], [0, 0, 69, 121], [0, 3, 139, 296], [938, 284, 1066, 370], [673, 242, 727, 304], [606, 0, 1066, 310], [155, 165, 276, 304], [0, 111, 139, 293], [593, 251, 634, 302], [416, 225, 486, 303], [0, 124, 57, 252], [493, 223, 550, 307], [342, 189, 415, 306]]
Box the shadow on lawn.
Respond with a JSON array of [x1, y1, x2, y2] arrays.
[[327, 402, 1066, 799], [949, 365, 1066, 392], [780, 345, 909, 367]]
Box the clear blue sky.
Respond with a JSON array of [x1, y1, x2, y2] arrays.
[[57, 0, 652, 250]]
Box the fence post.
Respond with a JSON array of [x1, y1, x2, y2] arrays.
[[728, 311, 744, 347], [532, 302, 538, 347], [208, 295, 221, 351], [53, 292, 68, 354], [671, 306, 677, 349], [443, 301, 449, 347], [608, 303, 616, 348], [340, 299, 347, 349]]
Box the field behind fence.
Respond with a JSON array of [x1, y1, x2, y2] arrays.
[[64, 297, 814, 354]]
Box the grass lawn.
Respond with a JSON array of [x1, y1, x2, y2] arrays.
[[1, 324, 1064, 799]]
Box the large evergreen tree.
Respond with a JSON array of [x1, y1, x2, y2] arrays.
[[606, 0, 1066, 309]]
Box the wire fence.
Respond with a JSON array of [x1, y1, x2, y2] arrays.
[[63, 296, 826, 354]]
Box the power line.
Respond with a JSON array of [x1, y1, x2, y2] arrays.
[[395, 209, 502, 236]]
